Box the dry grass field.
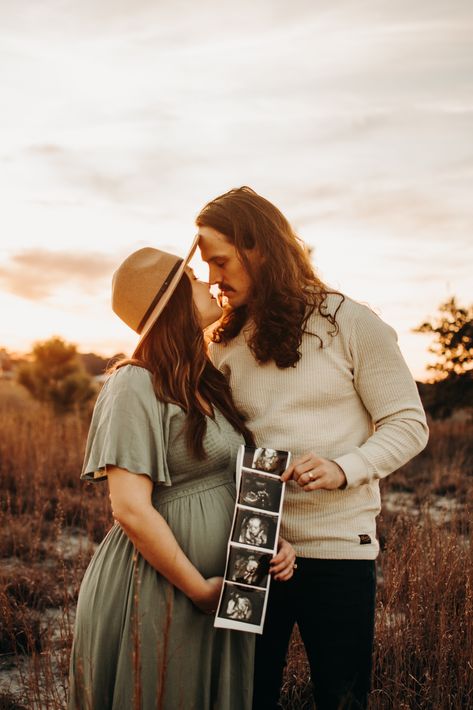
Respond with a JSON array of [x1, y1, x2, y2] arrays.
[[0, 379, 472, 709]]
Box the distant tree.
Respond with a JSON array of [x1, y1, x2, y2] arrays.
[[0, 348, 13, 374], [415, 297, 473, 381], [17, 337, 95, 413], [79, 352, 110, 377], [79, 352, 126, 377], [415, 298, 473, 419]]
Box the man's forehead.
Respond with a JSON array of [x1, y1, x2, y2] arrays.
[[197, 231, 235, 261]]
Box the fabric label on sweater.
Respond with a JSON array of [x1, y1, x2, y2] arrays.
[[358, 534, 372, 545]]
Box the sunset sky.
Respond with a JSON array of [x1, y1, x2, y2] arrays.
[[1, 0, 472, 380]]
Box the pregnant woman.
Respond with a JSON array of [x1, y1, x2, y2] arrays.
[[67, 243, 295, 710]]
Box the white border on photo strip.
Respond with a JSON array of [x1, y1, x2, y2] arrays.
[[240, 466, 286, 479]]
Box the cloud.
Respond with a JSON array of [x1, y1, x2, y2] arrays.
[[349, 190, 469, 233], [25, 143, 132, 203], [27, 144, 63, 156], [294, 180, 473, 241], [0, 249, 117, 300]]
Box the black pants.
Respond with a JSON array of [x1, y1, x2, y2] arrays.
[[253, 558, 377, 710]]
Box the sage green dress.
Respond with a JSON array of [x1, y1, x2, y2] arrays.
[[68, 365, 254, 710]]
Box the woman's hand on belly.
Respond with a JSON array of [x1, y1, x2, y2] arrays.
[[108, 466, 219, 606], [191, 576, 223, 614]]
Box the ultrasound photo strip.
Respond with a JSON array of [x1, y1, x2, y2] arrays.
[[214, 444, 291, 634]]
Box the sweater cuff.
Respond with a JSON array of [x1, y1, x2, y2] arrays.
[[333, 451, 370, 489]]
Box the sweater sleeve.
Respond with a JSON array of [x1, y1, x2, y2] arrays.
[[333, 306, 429, 489]]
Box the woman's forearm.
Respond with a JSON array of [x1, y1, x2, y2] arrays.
[[107, 466, 217, 608], [117, 506, 208, 602]]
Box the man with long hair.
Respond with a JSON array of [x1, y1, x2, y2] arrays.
[[197, 187, 429, 710]]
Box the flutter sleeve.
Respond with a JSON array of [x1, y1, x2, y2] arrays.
[[81, 364, 172, 486]]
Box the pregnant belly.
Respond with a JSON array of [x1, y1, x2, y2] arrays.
[[156, 481, 236, 579]]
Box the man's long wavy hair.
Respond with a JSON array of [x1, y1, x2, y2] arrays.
[[111, 274, 254, 458], [196, 186, 344, 368]]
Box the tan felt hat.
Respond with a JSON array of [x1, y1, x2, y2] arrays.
[[112, 234, 199, 348]]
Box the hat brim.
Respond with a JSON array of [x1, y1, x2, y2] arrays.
[[135, 233, 200, 350]]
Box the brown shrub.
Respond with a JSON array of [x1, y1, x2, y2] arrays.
[[0, 564, 67, 611], [373, 509, 473, 709], [384, 418, 473, 502], [0, 594, 44, 655], [280, 626, 313, 709], [0, 691, 27, 710]]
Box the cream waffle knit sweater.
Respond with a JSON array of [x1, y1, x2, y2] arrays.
[[209, 294, 429, 559]]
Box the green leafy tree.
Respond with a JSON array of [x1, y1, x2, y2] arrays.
[[415, 297, 473, 380], [18, 336, 96, 413]]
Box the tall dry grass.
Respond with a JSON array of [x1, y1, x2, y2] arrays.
[[0, 379, 472, 708], [279, 417, 473, 710], [372, 512, 472, 708], [0, 381, 111, 708]]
